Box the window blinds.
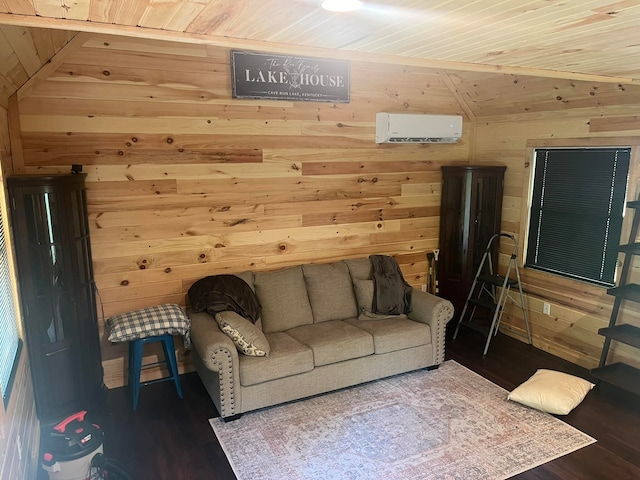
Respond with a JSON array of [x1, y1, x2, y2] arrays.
[[0, 203, 20, 404], [526, 147, 630, 287]]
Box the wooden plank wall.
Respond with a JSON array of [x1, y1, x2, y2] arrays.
[[0, 352, 40, 480], [473, 104, 640, 370], [13, 35, 470, 388]]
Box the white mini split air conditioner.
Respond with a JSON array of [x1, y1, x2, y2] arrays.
[[375, 113, 463, 144]]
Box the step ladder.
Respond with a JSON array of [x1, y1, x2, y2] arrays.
[[452, 233, 532, 356]]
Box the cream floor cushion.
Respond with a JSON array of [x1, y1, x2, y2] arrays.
[[507, 369, 595, 415]]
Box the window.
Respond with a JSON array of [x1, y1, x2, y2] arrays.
[[525, 147, 630, 287], [0, 201, 21, 405]]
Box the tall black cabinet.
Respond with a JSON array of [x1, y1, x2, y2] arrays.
[[438, 166, 506, 316], [8, 174, 103, 424]]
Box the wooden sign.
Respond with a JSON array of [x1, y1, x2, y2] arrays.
[[231, 51, 350, 103]]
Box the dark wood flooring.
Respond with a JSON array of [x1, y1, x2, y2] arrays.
[[37, 331, 640, 480]]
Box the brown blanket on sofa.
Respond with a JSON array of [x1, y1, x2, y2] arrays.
[[370, 255, 412, 315], [188, 274, 262, 323]]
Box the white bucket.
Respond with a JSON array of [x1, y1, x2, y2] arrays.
[[42, 444, 103, 480]]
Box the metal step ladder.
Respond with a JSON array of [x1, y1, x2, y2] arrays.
[[452, 233, 532, 356]]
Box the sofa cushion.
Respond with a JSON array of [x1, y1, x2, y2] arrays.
[[345, 317, 430, 354], [344, 258, 372, 281], [215, 311, 270, 356], [239, 332, 314, 386], [286, 320, 374, 366], [302, 262, 358, 323], [253, 265, 314, 333]]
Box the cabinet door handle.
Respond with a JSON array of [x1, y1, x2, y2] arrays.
[[45, 346, 71, 357]]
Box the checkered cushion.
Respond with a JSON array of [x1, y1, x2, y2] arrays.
[[107, 304, 190, 344]]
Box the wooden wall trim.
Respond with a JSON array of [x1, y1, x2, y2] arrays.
[[0, 106, 8, 155], [526, 136, 640, 148], [620, 147, 640, 245], [439, 70, 477, 163], [518, 145, 534, 263], [7, 96, 23, 174], [0, 13, 637, 86], [17, 32, 92, 101], [439, 71, 475, 123]]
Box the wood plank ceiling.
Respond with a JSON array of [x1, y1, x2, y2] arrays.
[[2, 1, 640, 109]]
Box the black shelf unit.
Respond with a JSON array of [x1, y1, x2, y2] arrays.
[[8, 173, 104, 425], [591, 200, 640, 396], [591, 363, 640, 397]]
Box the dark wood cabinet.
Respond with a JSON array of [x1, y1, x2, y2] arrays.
[[8, 174, 104, 425], [438, 166, 506, 316]]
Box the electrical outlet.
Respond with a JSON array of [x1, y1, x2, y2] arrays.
[[543, 302, 551, 315], [421, 284, 427, 292]]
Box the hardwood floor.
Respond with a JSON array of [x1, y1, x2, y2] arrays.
[[37, 332, 640, 480]]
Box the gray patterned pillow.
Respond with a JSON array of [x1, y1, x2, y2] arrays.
[[215, 311, 270, 356], [107, 304, 190, 343]]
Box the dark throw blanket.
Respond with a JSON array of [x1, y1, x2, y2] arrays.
[[188, 274, 262, 324], [370, 255, 412, 315]]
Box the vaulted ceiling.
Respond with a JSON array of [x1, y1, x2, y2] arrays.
[[2, 1, 640, 113]]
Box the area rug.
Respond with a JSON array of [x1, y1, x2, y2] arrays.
[[209, 360, 595, 480]]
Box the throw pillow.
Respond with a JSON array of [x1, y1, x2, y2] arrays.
[[507, 369, 595, 415], [215, 311, 270, 356], [106, 304, 190, 344]]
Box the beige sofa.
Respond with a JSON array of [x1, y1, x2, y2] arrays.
[[188, 257, 454, 420]]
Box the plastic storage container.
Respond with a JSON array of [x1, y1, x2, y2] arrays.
[[42, 410, 104, 480]]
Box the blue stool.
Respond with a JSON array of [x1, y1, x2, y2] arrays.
[[128, 334, 183, 410]]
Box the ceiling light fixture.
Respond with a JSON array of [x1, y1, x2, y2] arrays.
[[321, 0, 363, 13]]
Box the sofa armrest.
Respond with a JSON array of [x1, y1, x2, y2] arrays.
[[408, 289, 454, 365], [189, 310, 241, 417]]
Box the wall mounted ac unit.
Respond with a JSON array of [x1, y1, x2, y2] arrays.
[[375, 113, 463, 144]]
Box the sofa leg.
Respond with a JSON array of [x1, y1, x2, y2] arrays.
[[222, 414, 243, 422], [426, 364, 440, 371]]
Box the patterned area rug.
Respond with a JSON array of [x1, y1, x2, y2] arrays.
[[209, 360, 595, 480]]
